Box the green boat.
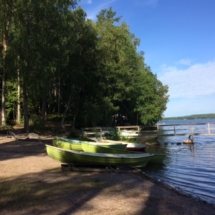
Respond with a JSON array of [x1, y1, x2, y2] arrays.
[[82, 142, 131, 154], [53, 139, 82, 150], [53, 137, 126, 151], [46, 145, 153, 167], [82, 142, 166, 164], [55, 137, 85, 143], [148, 154, 166, 164]]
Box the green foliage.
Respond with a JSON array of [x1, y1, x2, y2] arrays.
[[0, 3, 169, 129], [0, 125, 13, 134], [104, 127, 121, 140], [67, 129, 79, 138], [5, 81, 18, 119]]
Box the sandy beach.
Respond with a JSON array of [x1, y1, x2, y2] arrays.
[[0, 136, 215, 215]]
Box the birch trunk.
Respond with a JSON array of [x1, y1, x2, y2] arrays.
[[1, 33, 7, 126], [16, 58, 21, 124]]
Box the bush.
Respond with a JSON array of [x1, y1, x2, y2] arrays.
[[67, 129, 79, 138], [105, 127, 121, 140]]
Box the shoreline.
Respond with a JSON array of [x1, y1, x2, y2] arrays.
[[1, 137, 215, 215], [141, 170, 215, 207]]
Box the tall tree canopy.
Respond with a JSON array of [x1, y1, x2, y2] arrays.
[[0, 4, 169, 130]]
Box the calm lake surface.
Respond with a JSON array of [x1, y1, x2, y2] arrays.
[[143, 119, 215, 205]]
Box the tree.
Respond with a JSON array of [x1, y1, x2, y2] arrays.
[[0, 4, 169, 130], [0, 0, 13, 126], [8, 0, 79, 131], [93, 8, 169, 125]]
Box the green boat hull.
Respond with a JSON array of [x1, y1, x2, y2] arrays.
[[46, 145, 153, 167], [81, 143, 166, 164], [55, 137, 85, 143], [82, 143, 132, 154], [148, 154, 166, 164], [53, 138, 126, 151], [53, 139, 83, 151]]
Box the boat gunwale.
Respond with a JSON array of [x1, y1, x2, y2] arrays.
[[54, 137, 126, 146], [46, 144, 154, 159]]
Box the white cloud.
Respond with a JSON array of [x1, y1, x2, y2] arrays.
[[158, 60, 215, 99], [176, 58, 192, 66], [163, 96, 215, 117]]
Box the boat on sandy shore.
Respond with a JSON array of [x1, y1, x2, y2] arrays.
[[102, 139, 146, 152], [46, 144, 153, 167], [53, 139, 83, 150], [81, 142, 166, 164], [55, 137, 166, 164], [82, 142, 131, 154], [53, 137, 127, 151]]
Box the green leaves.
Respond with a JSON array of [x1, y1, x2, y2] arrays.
[[0, 4, 169, 128], [93, 8, 169, 125]]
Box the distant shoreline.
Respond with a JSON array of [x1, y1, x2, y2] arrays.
[[164, 113, 215, 120]]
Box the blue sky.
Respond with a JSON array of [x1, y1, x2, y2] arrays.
[[78, 0, 215, 117]]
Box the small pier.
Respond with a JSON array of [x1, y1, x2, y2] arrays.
[[83, 123, 215, 140], [157, 122, 215, 137]]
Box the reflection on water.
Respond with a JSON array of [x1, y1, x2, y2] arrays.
[[143, 120, 215, 205]]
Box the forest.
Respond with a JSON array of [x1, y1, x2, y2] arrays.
[[0, 0, 169, 132]]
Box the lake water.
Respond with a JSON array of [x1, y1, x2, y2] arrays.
[[143, 119, 215, 205]]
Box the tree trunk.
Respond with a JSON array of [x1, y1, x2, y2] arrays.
[[1, 68, 6, 126], [1, 33, 7, 126], [23, 83, 29, 132], [72, 116, 76, 129], [41, 97, 47, 127], [23, 20, 31, 132], [16, 58, 21, 124], [61, 93, 72, 130], [58, 78, 61, 116]]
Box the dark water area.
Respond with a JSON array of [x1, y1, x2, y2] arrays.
[[143, 119, 215, 205]]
